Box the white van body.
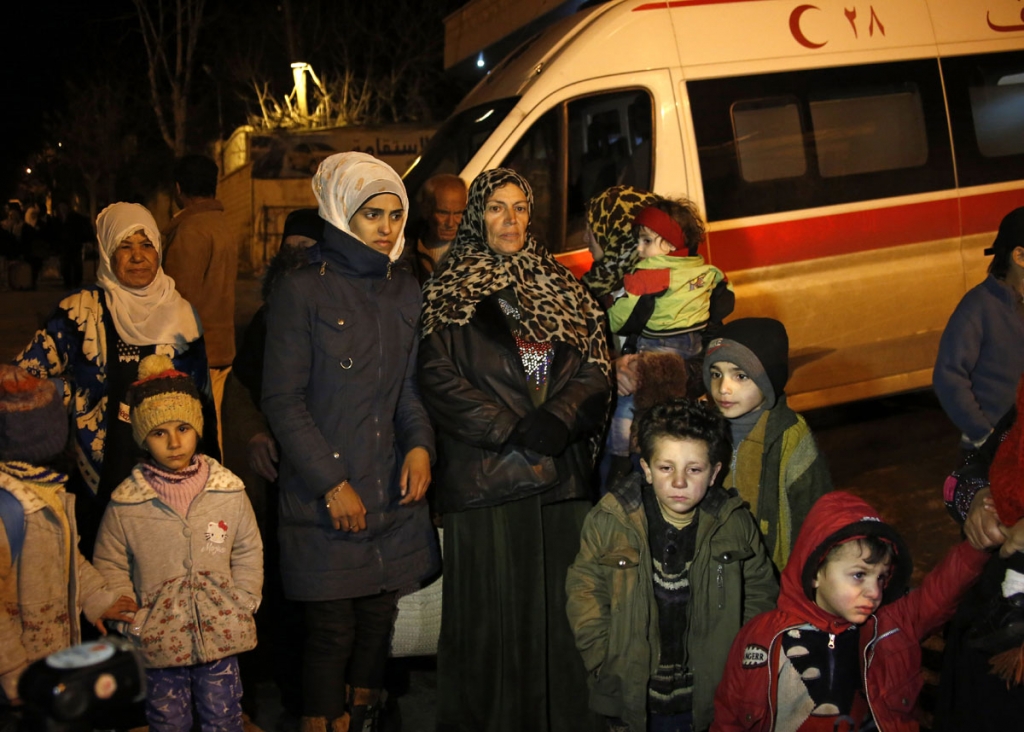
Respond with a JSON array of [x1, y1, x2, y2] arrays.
[[405, 0, 1024, 410]]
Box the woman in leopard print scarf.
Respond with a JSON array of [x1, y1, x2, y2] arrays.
[[421, 168, 610, 381], [418, 167, 611, 732], [580, 185, 658, 298]]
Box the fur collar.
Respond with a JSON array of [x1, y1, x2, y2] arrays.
[[0, 470, 51, 514]]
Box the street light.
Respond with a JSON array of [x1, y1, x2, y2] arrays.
[[292, 62, 311, 118]]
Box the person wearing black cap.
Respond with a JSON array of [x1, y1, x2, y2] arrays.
[[935, 207, 1024, 456], [703, 317, 832, 570]]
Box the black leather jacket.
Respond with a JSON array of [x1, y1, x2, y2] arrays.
[[419, 294, 611, 513]]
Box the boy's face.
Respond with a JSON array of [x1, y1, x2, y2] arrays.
[[708, 361, 766, 419], [144, 420, 198, 471], [640, 436, 722, 521], [813, 541, 891, 624], [636, 225, 675, 259]]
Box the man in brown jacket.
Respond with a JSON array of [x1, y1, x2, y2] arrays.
[[163, 155, 238, 448]]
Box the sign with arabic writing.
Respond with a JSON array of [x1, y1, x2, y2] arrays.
[[248, 125, 437, 179]]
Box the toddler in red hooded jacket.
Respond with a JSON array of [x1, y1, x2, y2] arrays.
[[711, 491, 989, 732]]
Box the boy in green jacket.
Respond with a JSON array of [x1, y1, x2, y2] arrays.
[[704, 318, 832, 570], [567, 399, 778, 732]]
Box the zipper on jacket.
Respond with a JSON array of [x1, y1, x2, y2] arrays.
[[716, 563, 725, 609], [320, 261, 327, 275], [386, 260, 393, 280], [828, 632, 835, 650]]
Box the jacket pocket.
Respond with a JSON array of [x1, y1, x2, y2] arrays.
[[314, 305, 358, 362], [195, 573, 258, 659], [876, 671, 923, 719], [711, 545, 755, 610], [731, 698, 770, 729]]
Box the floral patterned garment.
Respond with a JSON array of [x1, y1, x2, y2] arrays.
[[15, 286, 214, 493]]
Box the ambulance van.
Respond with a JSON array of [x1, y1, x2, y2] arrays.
[[404, 0, 1024, 410]]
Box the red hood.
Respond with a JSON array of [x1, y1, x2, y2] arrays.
[[778, 491, 912, 631]]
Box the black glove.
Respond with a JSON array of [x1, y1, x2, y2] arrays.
[[510, 409, 570, 456]]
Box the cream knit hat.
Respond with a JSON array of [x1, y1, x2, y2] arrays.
[[128, 354, 204, 447]]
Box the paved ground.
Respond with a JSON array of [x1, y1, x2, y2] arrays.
[[2, 271, 963, 731]]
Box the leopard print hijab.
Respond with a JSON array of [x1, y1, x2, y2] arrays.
[[581, 186, 658, 297], [421, 168, 610, 379]]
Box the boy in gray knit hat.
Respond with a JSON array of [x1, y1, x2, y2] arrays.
[[703, 317, 832, 570]]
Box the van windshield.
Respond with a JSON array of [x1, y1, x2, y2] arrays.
[[403, 98, 518, 203]]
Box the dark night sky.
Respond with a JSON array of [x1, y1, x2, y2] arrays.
[[2, 1, 130, 198]]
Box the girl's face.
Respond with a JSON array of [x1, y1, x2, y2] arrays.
[[144, 420, 198, 471], [484, 184, 530, 255], [636, 225, 674, 259], [348, 193, 405, 255]]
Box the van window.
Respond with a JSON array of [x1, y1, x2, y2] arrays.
[[732, 98, 806, 182], [943, 51, 1024, 188], [810, 85, 928, 177], [690, 60, 954, 222], [501, 89, 653, 253], [503, 108, 561, 252], [565, 90, 653, 252], [403, 98, 517, 204]]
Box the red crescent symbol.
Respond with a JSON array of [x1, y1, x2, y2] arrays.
[[987, 9, 1024, 33], [790, 4, 827, 49]]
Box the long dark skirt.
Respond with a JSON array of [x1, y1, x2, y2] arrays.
[[436, 494, 603, 732]]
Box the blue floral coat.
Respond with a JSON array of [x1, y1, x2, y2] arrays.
[[15, 286, 215, 493]]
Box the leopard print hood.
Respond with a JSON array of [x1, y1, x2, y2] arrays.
[[421, 168, 610, 380], [581, 185, 658, 297]]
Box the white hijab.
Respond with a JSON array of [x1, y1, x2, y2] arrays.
[[95, 203, 201, 349], [311, 152, 409, 261]]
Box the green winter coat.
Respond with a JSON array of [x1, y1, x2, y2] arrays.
[[565, 474, 778, 732], [724, 395, 832, 570]]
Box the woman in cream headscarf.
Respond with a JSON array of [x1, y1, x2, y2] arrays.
[[261, 152, 438, 732], [16, 202, 217, 556]]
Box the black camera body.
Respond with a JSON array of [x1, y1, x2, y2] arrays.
[[16, 637, 145, 731]]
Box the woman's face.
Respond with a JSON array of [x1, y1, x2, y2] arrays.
[[484, 184, 529, 255], [348, 193, 405, 255], [113, 230, 159, 288]]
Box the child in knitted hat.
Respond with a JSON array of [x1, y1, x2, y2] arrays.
[[703, 317, 832, 569], [92, 354, 262, 731], [0, 365, 137, 708]]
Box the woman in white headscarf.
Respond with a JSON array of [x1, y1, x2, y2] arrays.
[[261, 152, 438, 732], [15, 202, 216, 556]]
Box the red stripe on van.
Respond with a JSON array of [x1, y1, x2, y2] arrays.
[[962, 188, 1024, 236], [633, 0, 763, 10], [706, 198, 960, 271], [557, 248, 595, 279]]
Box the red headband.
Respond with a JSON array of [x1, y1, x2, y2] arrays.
[[634, 207, 686, 255]]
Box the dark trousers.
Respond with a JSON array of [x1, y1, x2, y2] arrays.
[[303, 591, 398, 719], [145, 656, 243, 732]]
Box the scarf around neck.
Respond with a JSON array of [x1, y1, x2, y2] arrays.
[[420, 168, 611, 381]]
